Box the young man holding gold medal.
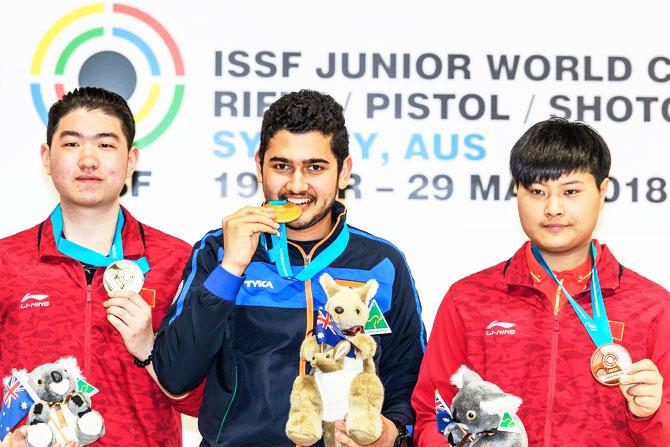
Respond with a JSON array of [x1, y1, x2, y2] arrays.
[[0, 87, 200, 446], [411, 118, 668, 446], [152, 90, 425, 446]]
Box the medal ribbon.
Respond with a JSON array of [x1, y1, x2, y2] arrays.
[[261, 200, 349, 281], [531, 241, 612, 347], [50, 205, 150, 273]]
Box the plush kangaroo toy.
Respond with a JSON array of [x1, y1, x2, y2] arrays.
[[286, 273, 383, 447]]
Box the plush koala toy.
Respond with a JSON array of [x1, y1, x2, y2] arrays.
[[25, 357, 104, 447], [445, 365, 527, 447], [286, 273, 383, 447]]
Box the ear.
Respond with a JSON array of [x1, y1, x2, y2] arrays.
[[450, 365, 482, 390], [255, 150, 263, 184], [333, 341, 352, 360], [480, 394, 523, 416], [56, 356, 82, 379], [319, 273, 340, 297], [41, 143, 51, 176], [126, 146, 139, 179], [337, 155, 352, 190], [598, 177, 609, 211], [357, 279, 379, 304]]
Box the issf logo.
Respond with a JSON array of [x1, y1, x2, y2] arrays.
[[30, 3, 185, 148]]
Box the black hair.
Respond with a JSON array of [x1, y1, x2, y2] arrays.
[[510, 117, 611, 188], [46, 86, 135, 149], [258, 90, 349, 172]]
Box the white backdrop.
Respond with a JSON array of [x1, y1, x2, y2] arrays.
[[1, 1, 669, 444]]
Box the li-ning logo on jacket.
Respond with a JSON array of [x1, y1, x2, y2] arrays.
[[485, 320, 516, 336], [20, 293, 50, 309], [244, 280, 274, 289]]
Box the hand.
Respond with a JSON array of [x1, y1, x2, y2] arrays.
[[334, 416, 399, 447], [1, 427, 79, 447], [619, 358, 664, 418], [220, 206, 279, 276], [1, 426, 26, 447], [103, 290, 154, 360]]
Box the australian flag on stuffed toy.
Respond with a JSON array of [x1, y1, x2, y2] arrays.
[[435, 389, 454, 435], [0, 372, 34, 441], [315, 310, 355, 358]]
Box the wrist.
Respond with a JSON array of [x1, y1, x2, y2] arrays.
[[220, 258, 246, 277], [133, 353, 153, 368], [387, 418, 410, 447]]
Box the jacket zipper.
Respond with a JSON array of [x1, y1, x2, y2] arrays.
[[544, 315, 559, 447], [85, 284, 92, 376]]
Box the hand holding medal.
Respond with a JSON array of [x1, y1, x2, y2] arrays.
[[533, 242, 665, 418], [103, 260, 154, 361]]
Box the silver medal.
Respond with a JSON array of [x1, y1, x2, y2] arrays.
[[103, 260, 145, 293]]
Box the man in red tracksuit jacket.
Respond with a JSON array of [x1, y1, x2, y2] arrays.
[[0, 87, 200, 446], [412, 118, 669, 446]]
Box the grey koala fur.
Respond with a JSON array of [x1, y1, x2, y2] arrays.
[[25, 357, 105, 447], [445, 365, 527, 447]]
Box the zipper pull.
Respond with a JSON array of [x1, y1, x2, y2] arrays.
[[86, 284, 92, 302]]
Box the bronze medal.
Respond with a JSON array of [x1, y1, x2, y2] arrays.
[[590, 343, 632, 386], [265, 202, 302, 223]]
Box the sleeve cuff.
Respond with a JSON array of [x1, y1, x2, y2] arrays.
[[203, 265, 244, 301]]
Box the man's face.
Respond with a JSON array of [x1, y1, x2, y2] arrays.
[[517, 171, 608, 265], [41, 108, 138, 210], [256, 130, 351, 241]]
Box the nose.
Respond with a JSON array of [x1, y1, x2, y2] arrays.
[[334, 306, 344, 314], [51, 371, 62, 383], [78, 143, 100, 170], [286, 170, 307, 194], [544, 194, 564, 217]]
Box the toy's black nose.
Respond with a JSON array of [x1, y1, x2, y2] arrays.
[[51, 371, 62, 383], [334, 306, 344, 314]]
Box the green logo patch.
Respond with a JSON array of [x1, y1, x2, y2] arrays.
[[365, 299, 391, 335], [77, 377, 99, 397], [497, 412, 520, 433]]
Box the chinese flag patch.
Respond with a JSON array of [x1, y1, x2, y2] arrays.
[[609, 320, 624, 341], [139, 288, 156, 308]]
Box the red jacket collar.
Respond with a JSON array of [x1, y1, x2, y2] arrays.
[[504, 241, 621, 293], [38, 206, 146, 261]]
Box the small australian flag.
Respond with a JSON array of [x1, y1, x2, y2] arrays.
[[0, 372, 34, 441], [435, 389, 454, 435], [315, 310, 355, 358]]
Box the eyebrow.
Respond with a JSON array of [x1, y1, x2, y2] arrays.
[[268, 156, 330, 165], [560, 179, 584, 186], [58, 130, 120, 140]]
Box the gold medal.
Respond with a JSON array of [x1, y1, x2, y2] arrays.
[[103, 260, 145, 293], [590, 343, 632, 386], [264, 201, 302, 223]]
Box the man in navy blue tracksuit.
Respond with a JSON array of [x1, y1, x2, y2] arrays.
[[153, 90, 425, 446]]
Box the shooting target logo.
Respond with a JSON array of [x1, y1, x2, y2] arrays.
[[30, 3, 185, 148]]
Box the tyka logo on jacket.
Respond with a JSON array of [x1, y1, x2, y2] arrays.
[[485, 320, 516, 336], [244, 280, 274, 289], [19, 293, 50, 309]]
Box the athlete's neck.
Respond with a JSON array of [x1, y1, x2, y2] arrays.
[[537, 240, 592, 272], [59, 201, 121, 255]]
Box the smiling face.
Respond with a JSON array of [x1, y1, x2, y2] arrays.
[[41, 108, 138, 212], [517, 171, 608, 270], [256, 130, 351, 241]]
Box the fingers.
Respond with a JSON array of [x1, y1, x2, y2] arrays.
[[222, 206, 279, 233], [334, 420, 360, 447], [619, 359, 663, 388]]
